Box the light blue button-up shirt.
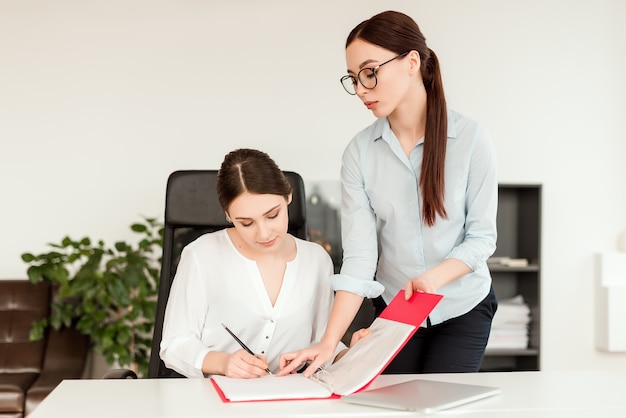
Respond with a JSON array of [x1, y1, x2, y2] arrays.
[[329, 109, 498, 325]]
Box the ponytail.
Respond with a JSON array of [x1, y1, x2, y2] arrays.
[[420, 49, 447, 227]]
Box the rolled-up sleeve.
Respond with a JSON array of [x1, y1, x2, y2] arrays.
[[328, 272, 385, 298], [329, 136, 385, 298], [446, 124, 498, 269]]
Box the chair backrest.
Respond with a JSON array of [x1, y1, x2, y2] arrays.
[[148, 170, 307, 378]]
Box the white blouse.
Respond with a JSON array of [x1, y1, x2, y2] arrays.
[[160, 229, 338, 377]]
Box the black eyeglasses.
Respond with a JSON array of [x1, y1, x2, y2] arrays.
[[340, 51, 409, 95]]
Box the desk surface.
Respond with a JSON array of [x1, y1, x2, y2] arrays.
[[29, 370, 626, 418]]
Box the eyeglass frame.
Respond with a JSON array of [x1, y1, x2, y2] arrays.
[[340, 51, 409, 95]]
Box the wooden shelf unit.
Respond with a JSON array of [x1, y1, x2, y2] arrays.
[[481, 184, 542, 372]]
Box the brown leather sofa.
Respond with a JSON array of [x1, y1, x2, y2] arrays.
[[0, 280, 89, 417]]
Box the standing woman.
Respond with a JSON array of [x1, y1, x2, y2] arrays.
[[280, 10, 498, 376]]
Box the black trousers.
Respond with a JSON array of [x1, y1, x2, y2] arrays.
[[373, 286, 498, 374]]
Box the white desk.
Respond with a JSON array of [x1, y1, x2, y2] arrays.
[[29, 370, 626, 418]]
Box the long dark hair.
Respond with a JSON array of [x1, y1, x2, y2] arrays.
[[347, 10, 447, 226], [217, 148, 292, 211]]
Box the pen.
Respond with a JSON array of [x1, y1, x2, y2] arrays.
[[221, 323, 273, 375]]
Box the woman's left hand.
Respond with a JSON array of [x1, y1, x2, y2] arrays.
[[404, 275, 437, 299], [405, 259, 472, 299]]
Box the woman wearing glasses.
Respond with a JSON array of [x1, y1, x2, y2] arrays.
[[280, 10, 498, 376]]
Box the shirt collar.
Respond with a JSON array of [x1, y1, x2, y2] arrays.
[[371, 110, 458, 144]]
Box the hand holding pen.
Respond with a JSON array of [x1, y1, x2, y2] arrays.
[[222, 323, 273, 376]]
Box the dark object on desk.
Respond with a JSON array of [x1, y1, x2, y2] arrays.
[[341, 378, 501, 413], [101, 369, 138, 379], [104, 170, 308, 379], [0, 280, 89, 418]]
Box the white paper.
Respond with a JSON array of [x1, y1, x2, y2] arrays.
[[211, 373, 332, 401]]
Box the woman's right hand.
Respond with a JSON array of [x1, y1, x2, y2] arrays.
[[222, 349, 270, 378], [333, 328, 371, 363], [349, 328, 370, 346], [277, 340, 337, 377]]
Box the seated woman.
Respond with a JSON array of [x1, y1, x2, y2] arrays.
[[160, 148, 346, 378]]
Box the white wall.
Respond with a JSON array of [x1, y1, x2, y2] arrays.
[[1, 0, 625, 372]]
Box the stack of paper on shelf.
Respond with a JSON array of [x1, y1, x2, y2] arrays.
[[486, 295, 530, 350]]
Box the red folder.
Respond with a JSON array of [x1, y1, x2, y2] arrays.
[[379, 290, 443, 327], [211, 290, 443, 402], [351, 290, 443, 393]]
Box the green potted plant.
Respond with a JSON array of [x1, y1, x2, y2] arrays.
[[21, 216, 163, 377]]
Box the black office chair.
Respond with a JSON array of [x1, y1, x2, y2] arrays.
[[104, 170, 307, 379], [132, 169, 307, 378]]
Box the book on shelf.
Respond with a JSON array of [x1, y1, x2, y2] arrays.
[[210, 290, 443, 402], [487, 257, 529, 268]]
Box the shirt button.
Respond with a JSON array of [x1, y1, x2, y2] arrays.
[[265, 336, 269, 339]]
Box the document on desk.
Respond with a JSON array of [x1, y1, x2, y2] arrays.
[[210, 291, 443, 402]]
